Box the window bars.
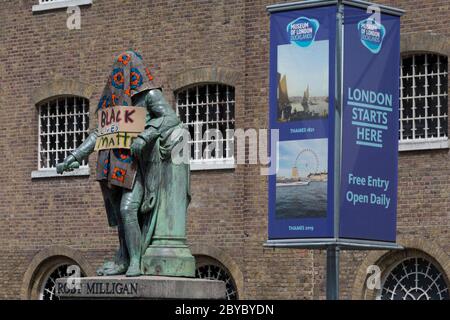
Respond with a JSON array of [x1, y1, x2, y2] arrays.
[[196, 264, 238, 300], [380, 257, 449, 300], [39, 264, 85, 300], [38, 96, 90, 170], [176, 84, 235, 164], [400, 53, 448, 142]]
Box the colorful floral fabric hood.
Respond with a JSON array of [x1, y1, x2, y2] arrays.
[[97, 50, 159, 110]]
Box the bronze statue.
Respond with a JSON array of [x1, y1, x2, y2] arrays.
[[57, 51, 195, 277]]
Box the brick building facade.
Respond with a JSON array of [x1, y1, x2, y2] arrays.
[[0, 0, 449, 300]]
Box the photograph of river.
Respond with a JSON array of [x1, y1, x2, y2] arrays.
[[276, 139, 328, 219], [276, 181, 327, 218]]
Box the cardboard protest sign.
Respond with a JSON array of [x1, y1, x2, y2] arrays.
[[95, 132, 140, 150], [97, 106, 147, 135], [95, 106, 147, 151]]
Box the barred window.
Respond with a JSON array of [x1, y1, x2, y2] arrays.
[[38, 96, 90, 170], [40, 264, 85, 300], [175, 84, 235, 169], [400, 53, 448, 146], [380, 257, 449, 300], [196, 263, 238, 300]]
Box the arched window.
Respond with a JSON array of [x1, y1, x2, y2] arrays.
[[175, 84, 235, 170], [40, 263, 85, 300], [399, 53, 448, 150], [37, 96, 90, 170], [195, 257, 238, 300], [380, 257, 449, 300]]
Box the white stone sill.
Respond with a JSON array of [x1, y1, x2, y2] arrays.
[[32, 0, 92, 12], [190, 159, 235, 171], [399, 138, 449, 152], [31, 167, 90, 179]]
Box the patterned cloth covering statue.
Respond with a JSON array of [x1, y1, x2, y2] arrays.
[[57, 51, 191, 277]]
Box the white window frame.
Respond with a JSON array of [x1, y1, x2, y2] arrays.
[[32, 0, 92, 12], [399, 53, 449, 151], [32, 96, 90, 178], [175, 84, 235, 171]]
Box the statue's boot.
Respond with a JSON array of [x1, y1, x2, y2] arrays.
[[126, 262, 141, 277], [97, 224, 129, 276], [122, 213, 142, 277], [102, 262, 129, 276], [120, 174, 144, 277], [97, 259, 129, 276]]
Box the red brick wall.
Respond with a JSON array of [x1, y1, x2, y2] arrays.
[[0, 0, 448, 299]]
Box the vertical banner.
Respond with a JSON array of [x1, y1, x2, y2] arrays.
[[267, 1, 402, 246], [340, 7, 400, 241], [268, 5, 336, 239]]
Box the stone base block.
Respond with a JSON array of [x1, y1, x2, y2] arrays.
[[55, 275, 225, 300]]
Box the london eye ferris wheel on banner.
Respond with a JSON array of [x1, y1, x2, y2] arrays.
[[276, 139, 328, 220]]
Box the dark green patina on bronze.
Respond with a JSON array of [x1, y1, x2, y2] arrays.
[[56, 52, 195, 278]]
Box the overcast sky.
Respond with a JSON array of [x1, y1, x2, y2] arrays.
[[277, 41, 329, 97], [277, 138, 328, 177]]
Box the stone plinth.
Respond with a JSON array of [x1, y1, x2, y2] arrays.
[[55, 276, 226, 300]]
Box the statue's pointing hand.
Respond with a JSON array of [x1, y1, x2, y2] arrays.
[[56, 155, 80, 174], [130, 137, 146, 159]]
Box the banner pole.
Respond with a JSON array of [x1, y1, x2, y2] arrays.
[[327, 0, 344, 300], [326, 246, 340, 299]]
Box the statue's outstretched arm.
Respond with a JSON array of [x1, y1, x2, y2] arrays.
[[56, 128, 99, 174], [70, 128, 99, 163]]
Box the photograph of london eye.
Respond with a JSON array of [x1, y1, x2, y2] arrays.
[[276, 139, 328, 219], [277, 41, 329, 122]]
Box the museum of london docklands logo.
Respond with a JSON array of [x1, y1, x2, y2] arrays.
[[287, 17, 319, 47], [357, 17, 386, 54]]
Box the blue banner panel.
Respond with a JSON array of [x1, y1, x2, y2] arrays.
[[268, 5, 336, 239], [340, 6, 400, 241]]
